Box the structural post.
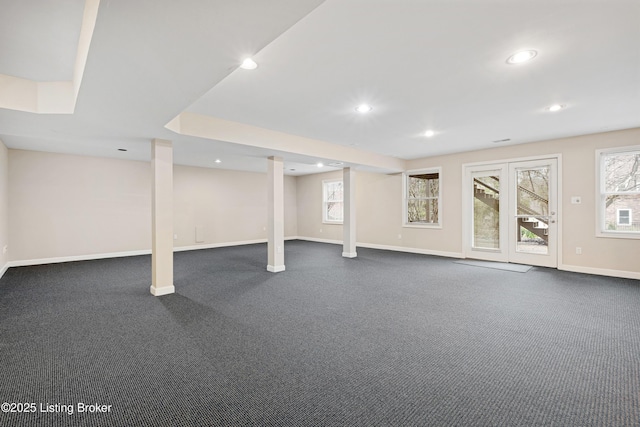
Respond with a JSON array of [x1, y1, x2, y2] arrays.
[[342, 167, 357, 258], [267, 156, 285, 272], [150, 139, 175, 296]]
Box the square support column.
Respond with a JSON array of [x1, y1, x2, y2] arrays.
[[342, 167, 357, 258], [267, 156, 285, 272], [150, 139, 175, 296]]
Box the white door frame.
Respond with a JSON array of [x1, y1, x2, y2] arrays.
[[462, 154, 562, 267]]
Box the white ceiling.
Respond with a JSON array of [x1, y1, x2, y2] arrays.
[[1, 0, 639, 175]]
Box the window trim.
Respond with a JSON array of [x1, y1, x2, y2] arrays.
[[596, 146, 640, 239], [322, 179, 343, 224], [402, 167, 442, 229]]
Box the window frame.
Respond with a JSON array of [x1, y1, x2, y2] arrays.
[[402, 167, 442, 229], [322, 179, 344, 224], [596, 146, 640, 239]]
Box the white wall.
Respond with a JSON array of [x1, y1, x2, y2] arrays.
[[0, 139, 9, 276], [9, 150, 151, 261], [296, 128, 640, 278], [173, 164, 297, 248], [8, 150, 297, 263]]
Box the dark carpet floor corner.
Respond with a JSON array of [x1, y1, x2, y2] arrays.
[[0, 240, 638, 426]]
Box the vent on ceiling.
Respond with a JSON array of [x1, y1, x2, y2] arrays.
[[492, 138, 511, 143]]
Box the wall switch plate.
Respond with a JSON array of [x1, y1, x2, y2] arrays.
[[576, 247, 582, 255]]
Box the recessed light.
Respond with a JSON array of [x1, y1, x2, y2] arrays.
[[316, 162, 324, 168], [424, 130, 435, 138], [214, 159, 221, 163], [355, 104, 372, 113], [506, 50, 537, 64], [240, 58, 258, 70], [117, 148, 127, 152], [546, 104, 565, 112]]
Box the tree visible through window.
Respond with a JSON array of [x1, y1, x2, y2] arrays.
[[405, 169, 440, 226], [600, 148, 640, 235], [323, 180, 343, 223]]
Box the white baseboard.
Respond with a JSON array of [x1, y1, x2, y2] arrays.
[[0, 262, 9, 280], [174, 239, 267, 252], [295, 236, 464, 259], [8, 249, 152, 268], [150, 285, 175, 296], [267, 264, 286, 273], [559, 264, 640, 280], [356, 242, 464, 259], [5, 237, 300, 269], [295, 236, 342, 245]]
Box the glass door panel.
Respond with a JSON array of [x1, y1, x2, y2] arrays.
[[472, 172, 501, 250], [509, 159, 557, 267], [514, 166, 550, 255]]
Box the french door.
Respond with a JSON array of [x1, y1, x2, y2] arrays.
[[464, 157, 558, 268]]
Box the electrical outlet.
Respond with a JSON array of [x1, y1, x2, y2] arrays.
[[576, 247, 582, 255], [174, 234, 178, 240], [319, 228, 323, 233]]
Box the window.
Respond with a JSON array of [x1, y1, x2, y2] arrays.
[[403, 168, 441, 227], [597, 147, 640, 237], [323, 180, 343, 223], [617, 209, 632, 226]]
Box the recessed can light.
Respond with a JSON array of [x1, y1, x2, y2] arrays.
[[355, 104, 372, 113], [424, 130, 435, 138], [317, 162, 324, 168], [546, 104, 565, 112], [240, 58, 258, 70], [214, 159, 221, 163], [506, 50, 537, 64]]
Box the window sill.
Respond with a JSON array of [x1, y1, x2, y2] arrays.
[[403, 223, 442, 229], [322, 221, 343, 225], [596, 231, 640, 240]]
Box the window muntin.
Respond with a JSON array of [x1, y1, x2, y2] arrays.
[[598, 148, 640, 237], [323, 180, 343, 223], [404, 168, 441, 227]]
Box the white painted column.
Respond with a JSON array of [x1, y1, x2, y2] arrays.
[[267, 156, 285, 272], [342, 167, 357, 258], [150, 139, 175, 296]]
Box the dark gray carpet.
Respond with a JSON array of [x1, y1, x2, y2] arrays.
[[0, 240, 639, 426], [454, 259, 533, 272]]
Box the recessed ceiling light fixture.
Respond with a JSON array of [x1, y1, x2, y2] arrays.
[[240, 58, 258, 70], [316, 162, 324, 168], [424, 130, 436, 138], [355, 104, 372, 113], [546, 104, 566, 112], [214, 159, 221, 163], [506, 50, 537, 64]]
